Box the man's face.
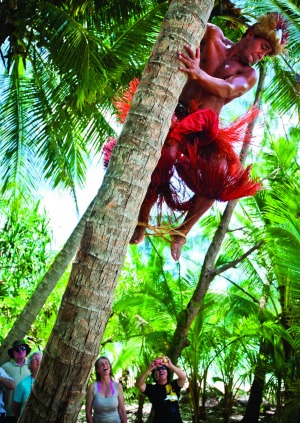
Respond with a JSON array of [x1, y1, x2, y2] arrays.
[[243, 36, 272, 65], [12, 345, 27, 361]]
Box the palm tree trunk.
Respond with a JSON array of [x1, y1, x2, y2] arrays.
[[0, 197, 96, 365], [241, 278, 270, 423], [18, 1, 214, 422], [192, 378, 201, 422]]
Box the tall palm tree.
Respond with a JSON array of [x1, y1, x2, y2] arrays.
[[3, 0, 298, 366], [2, 0, 300, 420], [225, 131, 300, 421], [0, 0, 167, 361], [262, 151, 300, 419], [18, 1, 215, 421]]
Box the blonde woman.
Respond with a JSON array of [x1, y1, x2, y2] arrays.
[[86, 356, 127, 423]]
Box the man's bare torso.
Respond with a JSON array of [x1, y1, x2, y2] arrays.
[[179, 24, 255, 115]]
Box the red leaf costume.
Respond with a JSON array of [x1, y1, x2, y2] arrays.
[[102, 79, 261, 216]]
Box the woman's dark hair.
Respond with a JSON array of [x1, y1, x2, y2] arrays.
[[95, 356, 114, 381], [151, 366, 171, 383]]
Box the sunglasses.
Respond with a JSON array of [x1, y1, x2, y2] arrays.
[[14, 346, 26, 353], [156, 365, 167, 371]]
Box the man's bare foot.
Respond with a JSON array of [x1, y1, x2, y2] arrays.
[[171, 235, 186, 261], [130, 224, 147, 244]]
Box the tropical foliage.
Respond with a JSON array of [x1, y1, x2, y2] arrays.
[[0, 194, 53, 340], [0, 0, 167, 202], [0, 0, 299, 422]]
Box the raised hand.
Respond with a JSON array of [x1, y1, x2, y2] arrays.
[[178, 45, 201, 80]]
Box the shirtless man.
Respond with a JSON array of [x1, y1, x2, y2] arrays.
[[129, 13, 288, 260]]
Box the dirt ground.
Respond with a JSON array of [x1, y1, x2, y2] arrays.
[[77, 400, 276, 422]]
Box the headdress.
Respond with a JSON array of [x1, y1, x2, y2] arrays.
[[247, 13, 289, 56]]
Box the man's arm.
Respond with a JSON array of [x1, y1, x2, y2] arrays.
[[202, 23, 226, 43], [178, 45, 257, 100], [0, 370, 15, 391]]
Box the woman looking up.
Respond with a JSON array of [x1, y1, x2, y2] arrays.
[[135, 355, 186, 423], [86, 356, 127, 423]]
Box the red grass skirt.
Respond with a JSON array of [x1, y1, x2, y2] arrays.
[[102, 78, 261, 213], [145, 107, 261, 212]]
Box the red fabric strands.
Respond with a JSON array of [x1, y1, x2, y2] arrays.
[[101, 78, 140, 169], [113, 78, 139, 123], [102, 137, 117, 169], [153, 107, 261, 211], [102, 77, 261, 218], [168, 108, 219, 146]]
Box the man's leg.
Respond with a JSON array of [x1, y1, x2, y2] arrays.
[[171, 196, 214, 261], [130, 108, 218, 249], [130, 143, 179, 245], [129, 197, 157, 244]]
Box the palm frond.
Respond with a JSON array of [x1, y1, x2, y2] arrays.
[[263, 58, 300, 115]]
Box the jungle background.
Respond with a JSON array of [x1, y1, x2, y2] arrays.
[[0, 0, 299, 422]]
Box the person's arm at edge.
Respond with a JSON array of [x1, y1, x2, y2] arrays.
[[0, 373, 15, 391], [85, 383, 94, 423], [117, 383, 128, 423]]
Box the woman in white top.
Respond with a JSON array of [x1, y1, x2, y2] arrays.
[[86, 356, 127, 423]]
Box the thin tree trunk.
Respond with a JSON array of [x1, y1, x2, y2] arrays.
[[241, 343, 266, 423], [169, 198, 238, 361], [189, 374, 200, 422], [19, 1, 214, 421], [241, 276, 271, 423], [200, 367, 208, 420], [277, 281, 293, 417], [169, 67, 267, 364], [135, 393, 145, 423], [0, 196, 96, 365]]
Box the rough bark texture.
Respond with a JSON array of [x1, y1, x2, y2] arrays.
[[0, 197, 96, 366], [19, 1, 214, 421]]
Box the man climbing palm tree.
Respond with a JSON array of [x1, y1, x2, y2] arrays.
[[129, 13, 289, 260]]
